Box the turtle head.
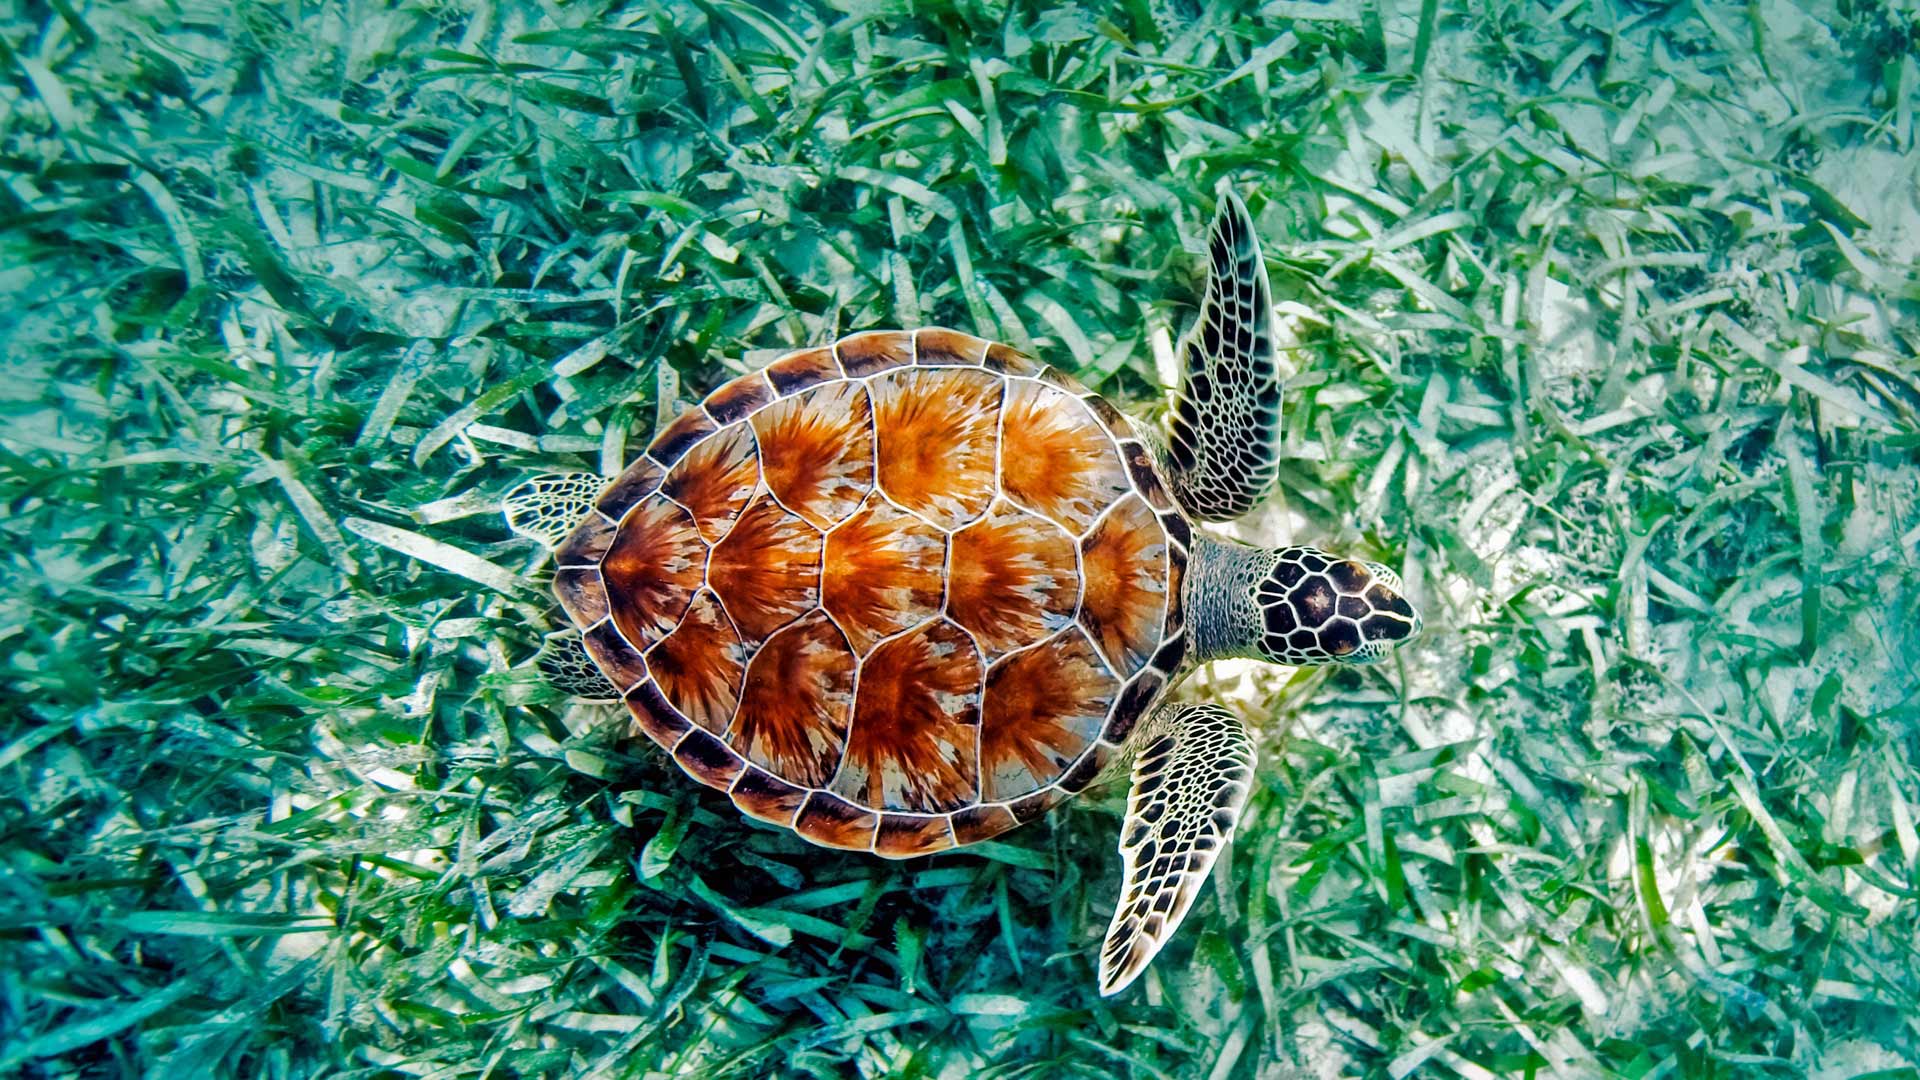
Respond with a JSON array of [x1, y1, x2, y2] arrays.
[[1252, 547, 1421, 666]]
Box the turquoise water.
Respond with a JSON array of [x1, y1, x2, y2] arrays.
[[2, 1, 1917, 1075]]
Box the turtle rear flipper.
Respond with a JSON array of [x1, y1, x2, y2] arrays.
[[1099, 702, 1256, 996], [533, 629, 620, 702], [1162, 192, 1283, 522], [503, 472, 605, 549]]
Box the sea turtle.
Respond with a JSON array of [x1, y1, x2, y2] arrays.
[[503, 192, 1422, 995]]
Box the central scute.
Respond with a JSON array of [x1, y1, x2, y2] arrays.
[[573, 329, 1180, 856]]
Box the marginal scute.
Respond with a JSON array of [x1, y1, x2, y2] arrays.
[[874, 814, 956, 858], [1121, 441, 1175, 513], [833, 619, 982, 813], [648, 408, 719, 467], [661, 422, 758, 543], [764, 345, 842, 396], [837, 330, 914, 377], [731, 766, 807, 827], [708, 494, 822, 643], [1080, 494, 1170, 677], [1150, 632, 1188, 674], [821, 494, 946, 655], [594, 458, 664, 520], [914, 327, 988, 367], [1160, 510, 1193, 551], [1009, 785, 1068, 824], [794, 791, 879, 851], [1164, 545, 1189, 638], [675, 727, 745, 791], [730, 610, 855, 787], [979, 628, 1117, 802], [1035, 365, 1088, 394], [752, 381, 874, 530], [1080, 392, 1135, 439], [582, 620, 649, 695], [983, 341, 1043, 376], [869, 367, 1002, 530], [554, 567, 609, 630], [1102, 670, 1164, 743], [648, 589, 746, 734], [947, 501, 1079, 657], [1059, 742, 1113, 793], [704, 371, 775, 425], [950, 803, 1019, 846], [602, 496, 705, 648], [554, 512, 616, 567], [626, 678, 690, 749], [999, 380, 1133, 534]]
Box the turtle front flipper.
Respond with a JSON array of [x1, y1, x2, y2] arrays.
[[1162, 192, 1282, 522], [503, 472, 605, 549], [1099, 702, 1256, 996]]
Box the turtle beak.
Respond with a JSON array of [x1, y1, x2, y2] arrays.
[[1356, 561, 1421, 654]]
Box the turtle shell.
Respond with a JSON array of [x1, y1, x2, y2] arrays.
[[551, 328, 1192, 858]]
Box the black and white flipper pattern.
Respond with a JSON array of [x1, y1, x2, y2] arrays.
[[504, 473, 618, 702], [532, 630, 620, 702], [502, 472, 605, 549], [1099, 703, 1257, 996], [1164, 192, 1282, 522]]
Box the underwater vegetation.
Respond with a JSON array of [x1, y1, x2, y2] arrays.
[[2, 0, 1917, 1076]]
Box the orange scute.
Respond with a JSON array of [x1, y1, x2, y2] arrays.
[[661, 422, 759, 543], [914, 327, 988, 367], [794, 791, 879, 851], [648, 589, 746, 734], [832, 619, 982, 813], [554, 567, 609, 630], [869, 368, 1002, 530], [837, 330, 914, 376], [764, 346, 842, 397], [979, 628, 1116, 801], [822, 495, 947, 654], [594, 458, 664, 521], [601, 496, 705, 648], [874, 814, 956, 858], [731, 766, 807, 827], [984, 342, 1044, 377], [708, 494, 822, 643], [1000, 380, 1132, 534], [949, 803, 1020, 846], [647, 408, 718, 466], [947, 501, 1079, 657], [730, 611, 856, 787], [582, 621, 650, 695], [752, 381, 875, 530], [1079, 495, 1169, 676]]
